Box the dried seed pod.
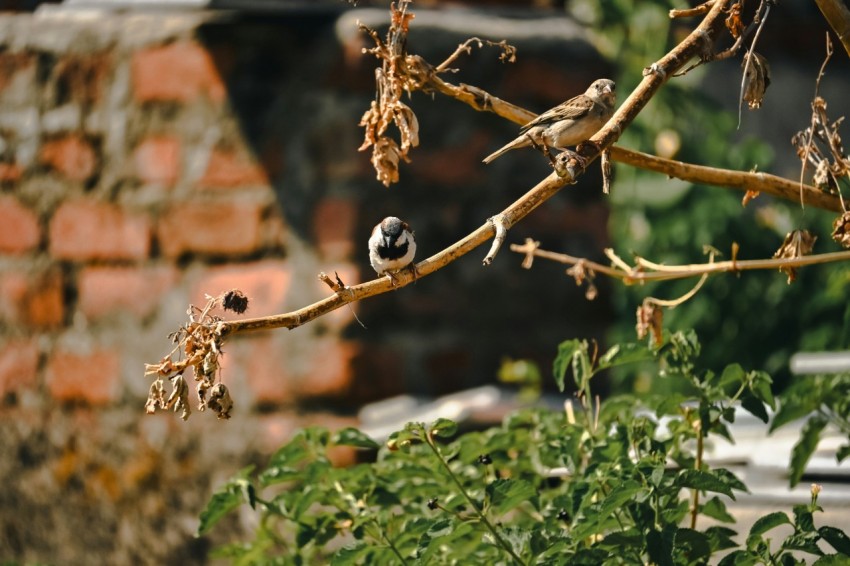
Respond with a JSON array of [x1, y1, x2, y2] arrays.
[[222, 289, 249, 314], [773, 229, 817, 283], [832, 212, 850, 249], [742, 52, 771, 110]]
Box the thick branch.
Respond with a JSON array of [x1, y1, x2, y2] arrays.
[[609, 146, 842, 212], [816, 0, 850, 59]]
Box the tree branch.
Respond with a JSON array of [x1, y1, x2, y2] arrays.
[[816, 0, 850, 59]]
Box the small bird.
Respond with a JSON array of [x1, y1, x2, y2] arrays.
[[482, 78, 616, 164], [369, 216, 417, 283]]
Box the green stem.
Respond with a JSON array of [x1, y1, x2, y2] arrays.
[[424, 434, 527, 566], [690, 421, 705, 530], [379, 525, 408, 566]]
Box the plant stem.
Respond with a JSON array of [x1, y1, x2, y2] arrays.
[[690, 420, 705, 530], [423, 434, 527, 566], [380, 525, 409, 566]]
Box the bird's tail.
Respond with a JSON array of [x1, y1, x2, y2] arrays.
[[482, 136, 529, 164]]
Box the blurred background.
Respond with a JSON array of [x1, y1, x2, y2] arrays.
[[0, 0, 848, 563]]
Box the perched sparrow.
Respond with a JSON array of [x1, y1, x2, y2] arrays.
[[482, 78, 616, 164], [369, 216, 417, 283]]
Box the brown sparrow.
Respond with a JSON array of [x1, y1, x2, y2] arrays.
[[482, 79, 616, 164], [369, 216, 417, 283]]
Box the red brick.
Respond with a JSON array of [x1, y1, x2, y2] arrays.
[[133, 135, 181, 186], [192, 259, 290, 316], [45, 348, 121, 405], [197, 148, 268, 189], [0, 196, 40, 254], [157, 201, 263, 257], [78, 265, 178, 320], [0, 270, 64, 329], [0, 338, 39, 398], [131, 41, 226, 103], [240, 335, 294, 405], [312, 197, 357, 259], [296, 338, 358, 398], [49, 200, 151, 261], [40, 134, 97, 183], [0, 162, 22, 182]]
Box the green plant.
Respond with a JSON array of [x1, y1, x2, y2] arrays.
[[199, 331, 850, 564]]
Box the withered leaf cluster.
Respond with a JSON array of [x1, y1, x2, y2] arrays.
[[358, 0, 421, 186], [832, 211, 850, 249], [145, 291, 244, 420], [772, 229, 817, 284], [793, 96, 849, 195]]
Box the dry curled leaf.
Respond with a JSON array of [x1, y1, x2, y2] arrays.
[[742, 52, 770, 110], [206, 383, 233, 420], [742, 189, 760, 207], [725, 2, 744, 38], [832, 211, 850, 249], [566, 260, 598, 301], [636, 299, 663, 348], [773, 229, 817, 284], [165, 373, 192, 421], [145, 379, 165, 414]]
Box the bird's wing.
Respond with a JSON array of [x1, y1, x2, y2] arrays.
[[520, 95, 595, 133]]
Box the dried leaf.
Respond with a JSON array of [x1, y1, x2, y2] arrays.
[[773, 229, 817, 284], [207, 383, 233, 420], [832, 212, 850, 249], [742, 52, 770, 110], [725, 2, 744, 38], [636, 299, 663, 348], [145, 379, 165, 414]]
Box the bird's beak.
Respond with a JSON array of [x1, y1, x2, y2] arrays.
[[602, 84, 613, 94], [383, 235, 394, 248]]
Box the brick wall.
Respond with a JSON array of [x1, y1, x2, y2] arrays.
[[0, 6, 611, 563]]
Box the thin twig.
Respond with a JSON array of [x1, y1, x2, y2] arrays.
[[509, 244, 850, 283], [799, 33, 836, 207]]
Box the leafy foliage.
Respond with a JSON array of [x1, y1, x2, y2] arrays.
[[200, 332, 849, 564]]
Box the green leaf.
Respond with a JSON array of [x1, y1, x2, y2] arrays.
[[675, 528, 711, 562], [701, 496, 735, 523], [815, 555, 850, 565], [741, 394, 770, 424], [749, 370, 775, 410], [331, 541, 373, 565], [597, 342, 654, 370], [553, 339, 584, 392], [819, 526, 850, 555], [793, 504, 816, 533], [789, 415, 828, 487], [596, 480, 643, 519], [332, 427, 380, 449], [196, 466, 255, 536], [749, 511, 791, 536], [677, 469, 734, 498], [429, 418, 458, 438], [837, 444, 850, 463], [718, 363, 746, 390], [770, 397, 817, 433], [647, 525, 677, 566], [718, 550, 758, 566], [486, 478, 538, 516], [705, 526, 739, 552]]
